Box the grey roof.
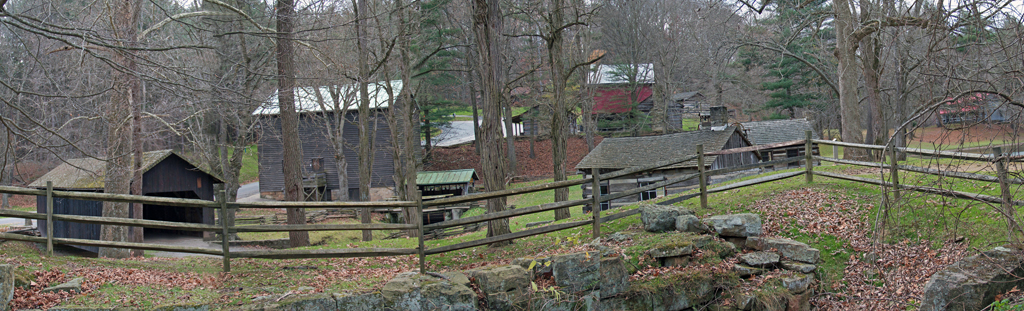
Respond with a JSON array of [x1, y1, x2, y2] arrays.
[[29, 150, 221, 189], [671, 91, 704, 102], [588, 64, 655, 85], [739, 118, 818, 145], [576, 126, 745, 170], [253, 80, 402, 115]]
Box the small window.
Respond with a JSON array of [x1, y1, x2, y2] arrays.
[[638, 180, 657, 201], [599, 184, 610, 211]]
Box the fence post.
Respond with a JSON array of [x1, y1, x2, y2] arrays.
[[218, 186, 230, 273], [833, 145, 838, 163], [890, 145, 901, 201], [994, 147, 1019, 241], [697, 144, 708, 210], [416, 190, 426, 274], [46, 181, 53, 257], [592, 170, 601, 239], [805, 131, 813, 183]]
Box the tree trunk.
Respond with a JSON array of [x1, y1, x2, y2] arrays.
[[861, 32, 883, 160], [354, 0, 373, 242], [99, 0, 141, 259], [834, 0, 868, 160], [1, 129, 9, 211], [276, 0, 309, 247], [396, 0, 420, 236], [503, 99, 517, 175], [548, 0, 570, 220], [130, 82, 144, 257], [473, 0, 512, 246]]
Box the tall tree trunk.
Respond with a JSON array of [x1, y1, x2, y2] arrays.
[[99, 0, 141, 259], [834, 0, 868, 160], [130, 82, 144, 256], [548, 0, 570, 220], [396, 0, 420, 236], [276, 0, 309, 247], [1, 129, 9, 211], [861, 32, 883, 159], [473, 0, 511, 245], [503, 99, 517, 174], [354, 0, 373, 242], [469, 69, 482, 156]]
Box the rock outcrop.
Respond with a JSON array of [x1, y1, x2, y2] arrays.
[[920, 247, 1024, 311], [640, 204, 694, 232]]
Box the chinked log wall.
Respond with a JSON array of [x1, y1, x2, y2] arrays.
[[1, 132, 1019, 274]]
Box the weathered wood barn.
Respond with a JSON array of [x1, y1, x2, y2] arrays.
[[416, 169, 478, 224], [575, 126, 759, 210], [28, 150, 221, 253], [739, 118, 820, 169], [254, 81, 400, 201], [587, 64, 698, 132]]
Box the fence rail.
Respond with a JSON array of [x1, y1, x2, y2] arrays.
[[2, 131, 1017, 273]]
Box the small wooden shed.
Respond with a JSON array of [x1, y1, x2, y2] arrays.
[[739, 118, 820, 169], [575, 126, 759, 210], [28, 150, 221, 253], [416, 169, 478, 225]]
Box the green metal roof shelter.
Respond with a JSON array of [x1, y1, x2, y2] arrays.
[[416, 169, 478, 199]]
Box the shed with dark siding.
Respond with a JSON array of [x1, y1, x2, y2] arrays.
[[253, 82, 399, 201], [575, 126, 759, 210], [739, 118, 819, 169], [28, 150, 221, 253]]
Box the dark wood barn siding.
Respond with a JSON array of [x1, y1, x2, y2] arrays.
[[710, 132, 758, 170], [144, 155, 215, 227], [258, 111, 395, 199], [37, 194, 103, 253], [637, 102, 683, 130]]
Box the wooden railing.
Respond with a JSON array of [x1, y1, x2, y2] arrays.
[[6, 131, 1008, 273]]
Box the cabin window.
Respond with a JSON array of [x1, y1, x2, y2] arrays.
[[637, 180, 657, 201], [599, 184, 610, 211]]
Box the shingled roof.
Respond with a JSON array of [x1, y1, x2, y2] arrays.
[[28, 150, 221, 190], [739, 119, 818, 145], [576, 126, 746, 170]]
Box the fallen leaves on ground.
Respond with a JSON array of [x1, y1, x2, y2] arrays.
[[746, 188, 968, 310]]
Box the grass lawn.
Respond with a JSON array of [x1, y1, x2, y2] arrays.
[[2, 162, 1018, 309]]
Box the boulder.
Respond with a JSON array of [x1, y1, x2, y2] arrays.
[[736, 294, 755, 310], [380, 272, 477, 311], [599, 257, 629, 298], [270, 294, 336, 311], [41, 277, 83, 294], [649, 244, 694, 259], [640, 204, 695, 232], [746, 237, 820, 264], [920, 247, 1024, 311], [550, 252, 601, 293], [740, 252, 780, 267], [675, 215, 710, 233], [466, 265, 529, 295], [606, 232, 634, 243], [780, 260, 816, 274], [512, 256, 552, 277], [704, 214, 762, 237], [734, 264, 766, 278], [782, 273, 814, 294], [11, 268, 34, 290], [1, 265, 12, 311]]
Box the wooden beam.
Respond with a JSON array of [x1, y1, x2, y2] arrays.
[[234, 223, 417, 232], [231, 248, 417, 259], [813, 171, 1024, 206], [705, 139, 806, 156], [424, 198, 589, 230], [599, 209, 640, 223], [705, 157, 802, 177], [53, 214, 221, 232], [707, 171, 805, 194], [232, 200, 417, 209], [422, 179, 589, 207], [814, 155, 1023, 185], [424, 220, 590, 255], [0, 209, 46, 220], [0, 185, 221, 208], [600, 155, 699, 180], [53, 236, 225, 256], [811, 139, 994, 162]]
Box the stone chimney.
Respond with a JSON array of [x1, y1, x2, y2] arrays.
[[709, 106, 728, 126]]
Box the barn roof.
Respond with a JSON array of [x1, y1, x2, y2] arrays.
[[588, 64, 655, 85], [417, 169, 478, 186], [671, 91, 704, 102], [576, 126, 747, 170], [28, 150, 221, 190], [252, 80, 403, 116], [739, 118, 818, 146], [593, 86, 654, 114]]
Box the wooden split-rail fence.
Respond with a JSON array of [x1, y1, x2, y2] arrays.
[[0, 132, 1019, 273]]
